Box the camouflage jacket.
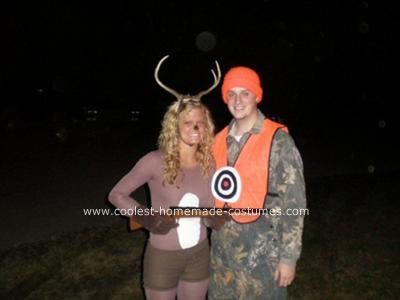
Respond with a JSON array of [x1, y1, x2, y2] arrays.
[[209, 110, 307, 299]]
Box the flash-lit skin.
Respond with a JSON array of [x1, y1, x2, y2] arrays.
[[178, 107, 206, 149], [226, 87, 259, 136]]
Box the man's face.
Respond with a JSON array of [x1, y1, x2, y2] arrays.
[[178, 107, 206, 147], [226, 87, 258, 120]]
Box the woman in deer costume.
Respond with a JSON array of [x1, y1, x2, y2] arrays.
[[108, 56, 227, 300]]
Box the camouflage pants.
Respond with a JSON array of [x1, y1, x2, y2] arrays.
[[208, 221, 287, 300]]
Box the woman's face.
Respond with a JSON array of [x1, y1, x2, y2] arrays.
[[178, 106, 206, 147]]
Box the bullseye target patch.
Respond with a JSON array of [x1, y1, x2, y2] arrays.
[[211, 166, 242, 203]]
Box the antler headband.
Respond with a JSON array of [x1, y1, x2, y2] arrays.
[[154, 55, 221, 105]]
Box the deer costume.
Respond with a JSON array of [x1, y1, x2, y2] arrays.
[[109, 56, 226, 300]]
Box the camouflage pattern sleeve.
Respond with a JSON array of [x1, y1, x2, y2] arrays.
[[269, 129, 307, 266]]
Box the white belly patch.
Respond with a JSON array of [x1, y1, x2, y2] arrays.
[[176, 193, 201, 249]]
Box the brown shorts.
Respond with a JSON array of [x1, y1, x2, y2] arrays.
[[143, 239, 210, 290]]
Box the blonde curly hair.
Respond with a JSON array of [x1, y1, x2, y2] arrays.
[[158, 100, 215, 185]]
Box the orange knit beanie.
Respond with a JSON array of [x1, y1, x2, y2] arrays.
[[221, 66, 263, 103]]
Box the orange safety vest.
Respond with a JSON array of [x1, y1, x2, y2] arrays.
[[213, 119, 288, 223]]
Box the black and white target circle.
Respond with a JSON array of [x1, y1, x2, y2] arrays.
[[211, 166, 242, 203]]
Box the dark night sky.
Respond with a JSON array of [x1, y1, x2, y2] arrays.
[[2, 0, 395, 137]]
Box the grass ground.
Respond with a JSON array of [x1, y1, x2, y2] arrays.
[[1, 173, 399, 299]]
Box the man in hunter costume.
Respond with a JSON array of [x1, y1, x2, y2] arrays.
[[209, 66, 307, 299]]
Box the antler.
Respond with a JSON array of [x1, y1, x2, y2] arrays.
[[154, 55, 221, 102], [154, 55, 182, 99], [195, 61, 221, 99]]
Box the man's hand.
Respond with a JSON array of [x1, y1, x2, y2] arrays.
[[203, 213, 231, 230], [274, 263, 296, 287], [133, 207, 178, 234]]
